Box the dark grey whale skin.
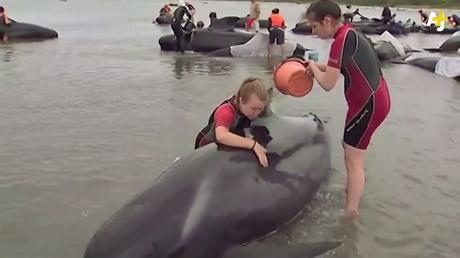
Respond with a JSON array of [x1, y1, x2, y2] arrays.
[[84, 109, 341, 258]]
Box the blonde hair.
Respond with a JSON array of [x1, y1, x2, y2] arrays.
[[235, 77, 270, 104]]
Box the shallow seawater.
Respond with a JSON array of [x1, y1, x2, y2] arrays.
[[1, 0, 459, 257]]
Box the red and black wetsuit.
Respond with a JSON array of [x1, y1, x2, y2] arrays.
[[328, 24, 391, 150], [194, 96, 250, 149]]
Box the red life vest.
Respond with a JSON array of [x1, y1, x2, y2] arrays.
[[270, 14, 285, 28]]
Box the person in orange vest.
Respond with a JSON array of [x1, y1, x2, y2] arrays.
[[267, 8, 286, 59]]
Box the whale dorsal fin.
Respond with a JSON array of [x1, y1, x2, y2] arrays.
[[222, 241, 342, 258]]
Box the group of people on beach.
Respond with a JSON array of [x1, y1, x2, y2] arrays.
[[160, 0, 288, 57], [2, 0, 450, 217], [342, 4, 397, 23], [155, 0, 458, 218], [192, 0, 392, 218], [161, 0, 459, 59], [418, 9, 460, 27], [156, 0, 458, 218], [343, 4, 460, 28]]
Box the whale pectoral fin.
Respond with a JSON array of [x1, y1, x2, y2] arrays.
[[223, 241, 342, 258], [423, 48, 442, 52], [405, 49, 422, 53], [389, 59, 408, 64], [388, 53, 414, 64]]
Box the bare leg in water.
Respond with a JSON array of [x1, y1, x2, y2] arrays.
[[343, 142, 366, 218]]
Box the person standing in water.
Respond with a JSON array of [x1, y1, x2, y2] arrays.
[[381, 5, 392, 24], [418, 10, 428, 24], [304, 0, 391, 218], [209, 11, 217, 27], [0, 6, 12, 42], [246, 0, 261, 33], [267, 8, 286, 59], [343, 8, 362, 23], [0, 6, 12, 25], [171, 0, 193, 53]]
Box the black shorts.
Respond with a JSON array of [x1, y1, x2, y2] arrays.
[[269, 28, 284, 45]]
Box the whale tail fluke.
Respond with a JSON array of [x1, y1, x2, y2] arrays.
[[223, 241, 342, 258]]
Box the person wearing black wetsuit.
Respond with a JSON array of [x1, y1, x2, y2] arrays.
[[343, 8, 362, 23], [209, 12, 217, 27], [171, 4, 192, 53], [381, 6, 392, 24], [418, 10, 428, 24]]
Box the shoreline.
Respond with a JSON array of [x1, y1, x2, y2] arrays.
[[254, 0, 460, 9]]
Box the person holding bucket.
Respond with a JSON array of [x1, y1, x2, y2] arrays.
[[267, 8, 287, 59], [194, 77, 269, 168], [303, 0, 391, 218]]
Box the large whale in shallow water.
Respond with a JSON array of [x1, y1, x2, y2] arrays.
[[154, 14, 174, 25], [402, 56, 460, 79], [209, 33, 306, 58], [159, 30, 306, 57], [0, 21, 58, 41], [424, 35, 460, 52], [84, 108, 341, 258], [372, 31, 418, 62], [159, 30, 254, 52]]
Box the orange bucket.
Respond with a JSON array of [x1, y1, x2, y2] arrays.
[[273, 57, 314, 97]]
